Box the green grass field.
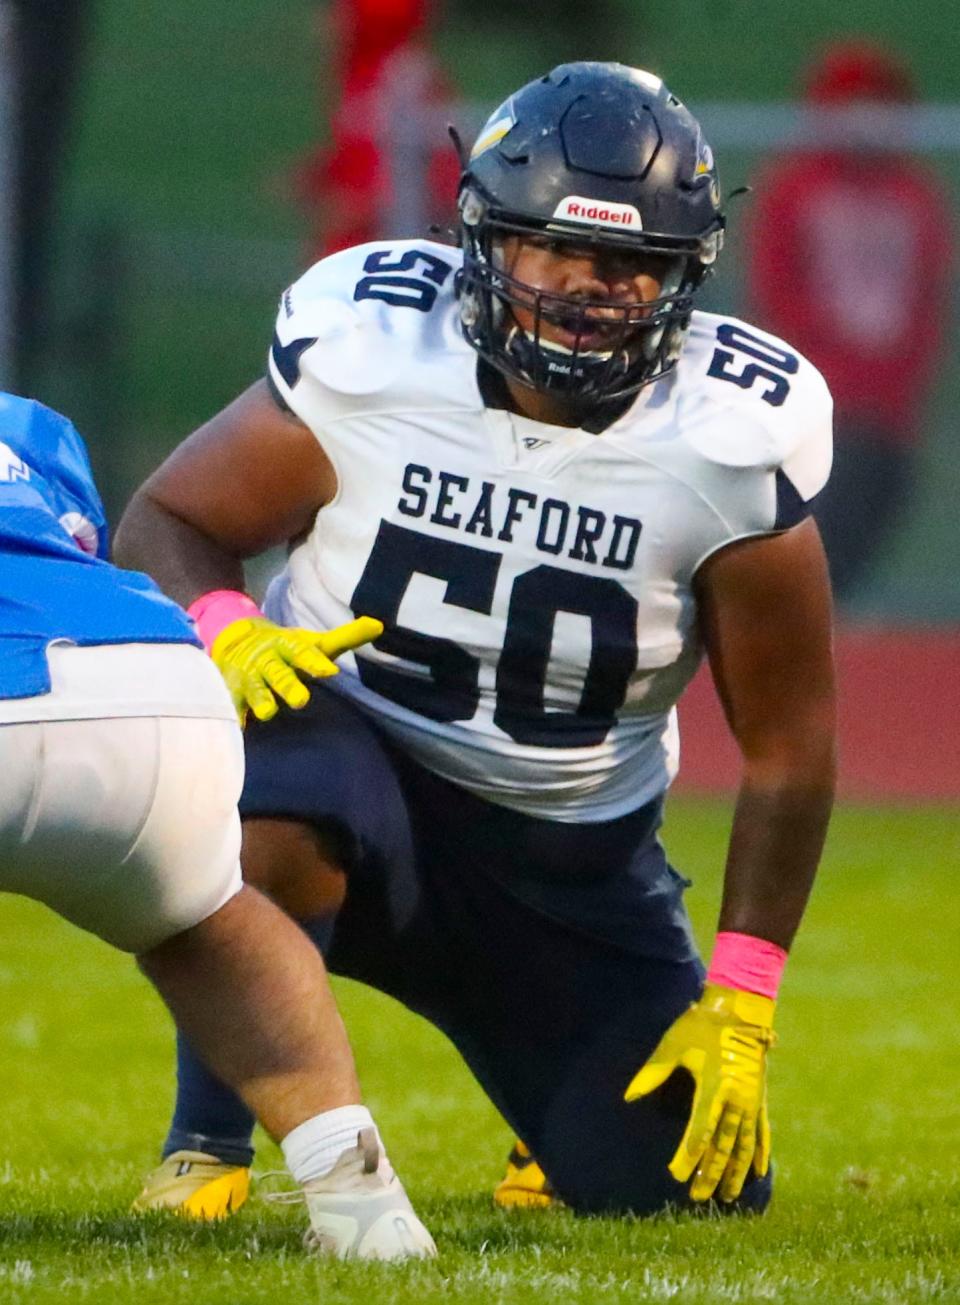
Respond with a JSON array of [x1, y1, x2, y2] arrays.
[[1, 797, 958, 1303]]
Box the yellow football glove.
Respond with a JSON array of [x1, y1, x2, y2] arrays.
[[210, 614, 383, 725], [624, 982, 776, 1203]]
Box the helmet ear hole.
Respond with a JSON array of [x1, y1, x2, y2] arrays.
[[459, 188, 486, 228]]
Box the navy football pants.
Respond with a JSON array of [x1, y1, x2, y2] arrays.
[[166, 686, 772, 1215]]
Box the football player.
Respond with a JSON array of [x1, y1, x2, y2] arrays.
[[0, 393, 434, 1258], [115, 62, 836, 1218]]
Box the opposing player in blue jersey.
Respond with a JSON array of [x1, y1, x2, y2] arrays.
[[116, 63, 836, 1218], [0, 392, 435, 1258]]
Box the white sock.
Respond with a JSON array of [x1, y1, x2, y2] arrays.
[[281, 1105, 382, 1185]]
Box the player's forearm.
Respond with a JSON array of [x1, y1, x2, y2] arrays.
[[114, 489, 246, 608], [716, 747, 836, 952]]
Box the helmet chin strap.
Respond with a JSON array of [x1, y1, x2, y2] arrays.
[[503, 323, 630, 394]]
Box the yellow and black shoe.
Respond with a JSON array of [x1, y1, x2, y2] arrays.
[[493, 1140, 560, 1210], [132, 1150, 250, 1220]]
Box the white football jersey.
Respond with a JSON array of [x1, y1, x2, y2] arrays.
[[266, 240, 832, 822]]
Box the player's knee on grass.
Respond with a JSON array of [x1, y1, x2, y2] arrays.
[[240, 816, 349, 921], [537, 1064, 773, 1217]]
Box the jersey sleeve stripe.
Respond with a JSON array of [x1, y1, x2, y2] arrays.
[[773, 468, 820, 531]]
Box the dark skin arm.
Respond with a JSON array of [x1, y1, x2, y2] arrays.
[[113, 380, 336, 606], [694, 517, 837, 951]]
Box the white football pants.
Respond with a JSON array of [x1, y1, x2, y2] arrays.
[[0, 642, 244, 953]]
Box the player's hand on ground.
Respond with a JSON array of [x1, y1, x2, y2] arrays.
[[211, 615, 383, 725], [623, 982, 775, 1202]]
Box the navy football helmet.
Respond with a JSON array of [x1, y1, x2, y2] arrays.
[[457, 62, 725, 401]]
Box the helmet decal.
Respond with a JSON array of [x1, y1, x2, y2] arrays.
[[470, 111, 516, 160], [552, 197, 643, 230]]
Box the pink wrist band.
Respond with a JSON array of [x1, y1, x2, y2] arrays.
[[706, 931, 787, 1000], [187, 589, 263, 653]]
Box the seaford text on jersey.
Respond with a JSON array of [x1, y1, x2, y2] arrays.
[[396, 463, 642, 571]]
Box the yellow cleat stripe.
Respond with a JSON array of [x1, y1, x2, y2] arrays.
[[178, 1170, 251, 1221]]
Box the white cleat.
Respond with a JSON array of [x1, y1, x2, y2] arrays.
[[301, 1128, 436, 1261]]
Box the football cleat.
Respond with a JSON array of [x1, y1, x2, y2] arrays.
[[299, 1128, 436, 1260], [131, 1149, 250, 1219], [493, 1140, 560, 1209]]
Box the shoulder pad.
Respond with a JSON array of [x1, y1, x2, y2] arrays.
[[676, 313, 832, 497], [271, 240, 462, 397]]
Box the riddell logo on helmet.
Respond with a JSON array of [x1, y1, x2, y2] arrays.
[[553, 196, 643, 230]]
